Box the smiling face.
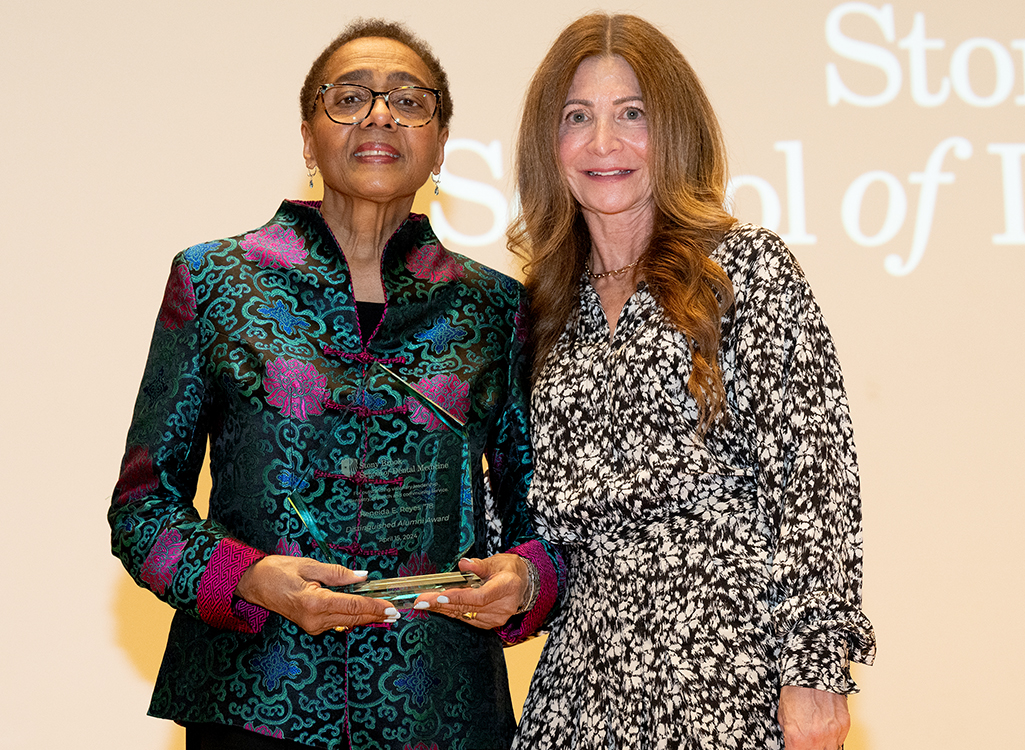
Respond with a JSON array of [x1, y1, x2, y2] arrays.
[[558, 55, 653, 228], [301, 37, 448, 207]]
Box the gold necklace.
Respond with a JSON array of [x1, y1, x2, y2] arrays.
[[586, 257, 641, 279]]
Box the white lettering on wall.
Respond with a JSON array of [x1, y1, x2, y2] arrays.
[[430, 138, 508, 248], [887, 136, 973, 276], [842, 170, 907, 247], [1014, 41, 1025, 104], [740, 137, 1017, 272], [827, 3, 1024, 107], [826, 2, 902, 106], [898, 12, 949, 107], [988, 143, 1025, 244], [775, 141, 818, 245], [840, 138, 973, 274], [950, 38, 1016, 107], [726, 175, 782, 235], [726, 141, 816, 245]]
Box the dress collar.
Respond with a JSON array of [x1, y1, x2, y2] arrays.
[[576, 275, 656, 344]]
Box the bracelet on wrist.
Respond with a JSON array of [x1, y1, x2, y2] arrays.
[[516, 558, 540, 614]]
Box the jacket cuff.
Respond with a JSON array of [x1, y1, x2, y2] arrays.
[[197, 538, 269, 633], [779, 625, 858, 695], [495, 540, 561, 644]]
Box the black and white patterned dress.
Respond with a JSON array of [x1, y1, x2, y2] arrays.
[[513, 225, 876, 750]]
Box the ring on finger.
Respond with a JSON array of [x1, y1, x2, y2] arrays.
[[462, 611, 478, 621], [334, 625, 350, 633]]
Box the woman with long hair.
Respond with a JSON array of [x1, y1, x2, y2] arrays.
[[510, 13, 875, 750]]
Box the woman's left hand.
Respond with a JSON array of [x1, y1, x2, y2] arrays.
[[412, 554, 528, 629], [778, 685, 850, 750]]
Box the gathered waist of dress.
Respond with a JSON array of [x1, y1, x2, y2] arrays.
[[534, 471, 764, 544], [551, 491, 769, 555]]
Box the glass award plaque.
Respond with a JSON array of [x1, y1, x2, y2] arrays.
[[341, 570, 482, 604], [286, 362, 475, 599]]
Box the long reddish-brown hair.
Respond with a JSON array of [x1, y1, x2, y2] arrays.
[[509, 13, 736, 433]]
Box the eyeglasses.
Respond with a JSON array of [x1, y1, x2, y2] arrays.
[[317, 83, 442, 128]]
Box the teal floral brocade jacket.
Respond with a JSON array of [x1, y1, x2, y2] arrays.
[[109, 201, 565, 749]]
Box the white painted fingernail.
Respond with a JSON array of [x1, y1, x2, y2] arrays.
[[385, 607, 399, 616], [413, 601, 430, 610], [437, 596, 449, 604], [352, 570, 369, 577]]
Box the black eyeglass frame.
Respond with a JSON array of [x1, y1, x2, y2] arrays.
[[317, 83, 443, 128]]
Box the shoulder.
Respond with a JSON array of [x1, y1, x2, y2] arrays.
[[712, 223, 810, 302], [406, 213, 525, 309], [453, 250, 526, 306], [170, 201, 321, 278]]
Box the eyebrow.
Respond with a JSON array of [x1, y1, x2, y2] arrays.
[[332, 69, 429, 87], [562, 95, 643, 108]]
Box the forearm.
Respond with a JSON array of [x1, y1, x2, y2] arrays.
[[778, 685, 850, 750], [495, 540, 565, 643]]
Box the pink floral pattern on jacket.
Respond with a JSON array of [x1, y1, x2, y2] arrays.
[[407, 243, 466, 283], [113, 445, 160, 505], [140, 528, 186, 595], [241, 225, 307, 269], [157, 264, 197, 330], [264, 358, 327, 421], [407, 373, 470, 430], [398, 552, 438, 578], [245, 723, 285, 739], [275, 537, 302, 557]]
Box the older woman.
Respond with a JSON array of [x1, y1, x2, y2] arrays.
[[109, 18, 562, 750], [509, 14, 875, 750]]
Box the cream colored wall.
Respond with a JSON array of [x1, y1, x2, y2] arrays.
[[2, 1, 1022, 748]]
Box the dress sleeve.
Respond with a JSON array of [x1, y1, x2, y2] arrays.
[[733, 232, 876, 694], [108, 256, 269, 634], [486, 292, 567, 644]]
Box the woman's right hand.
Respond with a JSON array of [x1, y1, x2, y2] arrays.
[[235, 555, 398, 635]]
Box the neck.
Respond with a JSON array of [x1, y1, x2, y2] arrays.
[[319, 190, 415, 267], [318, 190, 415, 304], [582, 203, 654, 275]]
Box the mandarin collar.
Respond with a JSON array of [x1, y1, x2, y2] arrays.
[[282, 199, 429, 270]]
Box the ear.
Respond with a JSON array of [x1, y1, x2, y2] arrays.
[[300, 121, 317, 168], [433, 127, 450, 174]]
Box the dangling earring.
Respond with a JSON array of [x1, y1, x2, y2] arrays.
[[431, 172, 441, 196], [307, 165, 319, 188]]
